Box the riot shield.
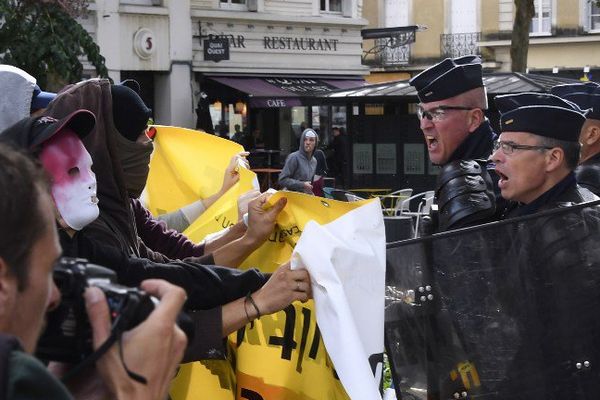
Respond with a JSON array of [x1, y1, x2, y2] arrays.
[[385, 200, 600, 400]]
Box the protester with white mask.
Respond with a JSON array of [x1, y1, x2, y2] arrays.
[[39, 126, 99, 231]]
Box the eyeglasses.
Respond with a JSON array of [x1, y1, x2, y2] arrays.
[[493, 140, 553, 155], [417, 105, 474, 122]]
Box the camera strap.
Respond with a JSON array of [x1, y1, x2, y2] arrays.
[[61, 330, 148, 385]]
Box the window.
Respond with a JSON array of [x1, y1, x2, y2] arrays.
[[530, 0, 552, 35], [321, 0, 342, 13], [590, 3, 600, 32], [220, 0, 246, 10], [120, 0, 161, 5]]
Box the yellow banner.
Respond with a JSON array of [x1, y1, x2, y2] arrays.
[[146, 126, 373, 399], [146, 125, 256, 241]]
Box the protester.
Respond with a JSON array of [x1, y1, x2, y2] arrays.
[[491, 92, 598, 218], [328, 126, 349, 188], [44, 79, 270, 268], [279, 128, 319, 194], [551, 81, 600, 195], [0, 142, 187, 400], [0, 111, 312, 362], [409, 55, 497, 232]]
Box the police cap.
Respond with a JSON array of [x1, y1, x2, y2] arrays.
[[409, 55, 483, 103], [495, 92, 587, 142], [550, 82, 600, 121]]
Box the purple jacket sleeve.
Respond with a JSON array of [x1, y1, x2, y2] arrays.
[[131, 198, 205, 259]]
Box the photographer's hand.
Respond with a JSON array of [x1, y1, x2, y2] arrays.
[[85, 279, 187, 400]]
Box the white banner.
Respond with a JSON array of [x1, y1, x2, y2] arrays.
[[291, 200, 386, 400]]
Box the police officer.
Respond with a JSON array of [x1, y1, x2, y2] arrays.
[[551, 82, 600, 195], [409, 55, 496, 232], [491, 92, 598, 218]]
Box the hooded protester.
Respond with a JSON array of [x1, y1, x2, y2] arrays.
[[278, 128, 319, 194], [109, 81, 248, 235], [44, 79, 269, 268], [0, 111, 312, 361]]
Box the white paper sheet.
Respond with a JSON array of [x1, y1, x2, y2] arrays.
[[291, 199, 386, 400]]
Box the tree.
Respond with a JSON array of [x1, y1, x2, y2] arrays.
[[510, 0, 535, 72], [0, 0, 108, 91], [511, 0, 600, 72]]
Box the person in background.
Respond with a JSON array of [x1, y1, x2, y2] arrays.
[[231, 124, 243, 143], [254, 128, 264, 149], [312, 147, 328, 197], [551, 82, 600, 195], [328, 126, 350, 188], [279, 128, 318, 194]]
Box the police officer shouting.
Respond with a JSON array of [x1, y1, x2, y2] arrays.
[[492, 92, 598, 218], [409, 55, 497, 232]]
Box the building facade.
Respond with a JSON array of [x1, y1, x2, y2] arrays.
[[361, 0, 600, 82], [81, 0, 368, 157]]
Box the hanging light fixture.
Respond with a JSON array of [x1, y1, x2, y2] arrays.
[[235, 100, 245, 114]]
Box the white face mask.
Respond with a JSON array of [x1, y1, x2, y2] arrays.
[[39, 128, 99, 230]]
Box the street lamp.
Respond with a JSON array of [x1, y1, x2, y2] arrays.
[[361, 25, 428, 63]]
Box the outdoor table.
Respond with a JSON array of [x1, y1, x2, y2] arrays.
[[348, 188, 391, 198], [251, 168, 282, 191], [250, 149, 280, 168]]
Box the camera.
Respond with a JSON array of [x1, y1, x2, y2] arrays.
[[36, 257, 192, 363]]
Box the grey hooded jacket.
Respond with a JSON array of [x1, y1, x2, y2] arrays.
[[278, 128, 318, 192], [0, 65, 36, 132]]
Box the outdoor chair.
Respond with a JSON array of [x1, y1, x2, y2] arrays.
[[381, 188, 413, 216]]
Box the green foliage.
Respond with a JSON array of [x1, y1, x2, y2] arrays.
[[383, 352, 392, 390], [0, 0, 108, 90]]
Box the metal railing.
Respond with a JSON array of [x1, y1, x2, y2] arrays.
[[440, 32, 481, 58], [366, 38, 411, 66]]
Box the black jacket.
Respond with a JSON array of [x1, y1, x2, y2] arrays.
[[503, 173, 599, 219], [575, 152, 600, 196], [59, 229, 268, 311]]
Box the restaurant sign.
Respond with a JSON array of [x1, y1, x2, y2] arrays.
[[204, 38, 229, 62]]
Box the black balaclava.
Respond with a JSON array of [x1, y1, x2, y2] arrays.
[[111, 83, 154, 198], [111, 83, 151, 141]]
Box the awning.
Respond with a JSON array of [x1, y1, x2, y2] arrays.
[[208, 76, 365, 108], [321, 72, 582, 102]]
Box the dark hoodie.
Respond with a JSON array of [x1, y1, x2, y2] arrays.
[[44, 79, 195, 262], [44, 79, 139, 256], [278, 128, 318, 192], [43, 81, 269, 358]]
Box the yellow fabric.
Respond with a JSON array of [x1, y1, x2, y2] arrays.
[[146, 126, 374, 399], [146, 125, 256, 239]]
